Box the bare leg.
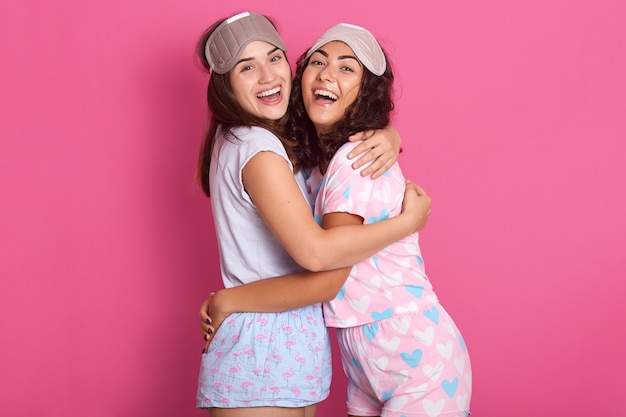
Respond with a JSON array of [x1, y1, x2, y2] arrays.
[[209, 407, 307, 417], [303, 404, 317, 417]]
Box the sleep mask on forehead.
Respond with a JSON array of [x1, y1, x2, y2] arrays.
[[305, 23, 386, 76], [204, 12, 287, 74]]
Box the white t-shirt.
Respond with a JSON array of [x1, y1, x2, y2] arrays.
[[209, 126, 314, 288]]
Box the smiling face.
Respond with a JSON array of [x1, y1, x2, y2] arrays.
[[229, 41, 292, 121], [301, 41, 364, 134]]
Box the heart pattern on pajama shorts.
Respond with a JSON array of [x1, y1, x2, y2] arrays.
[[337, 305, 472, 417]]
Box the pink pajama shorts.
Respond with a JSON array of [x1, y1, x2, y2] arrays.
[[336, 304, 471, 417]]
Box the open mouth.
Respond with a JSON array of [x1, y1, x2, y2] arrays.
[[314, 89, 338, 102], [257, 86, 281, 100]]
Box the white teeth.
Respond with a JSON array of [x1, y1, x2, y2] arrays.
[[314, 89, 338, 101], [257, 87, 280, 98]]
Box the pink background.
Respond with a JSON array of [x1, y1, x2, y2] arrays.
[[1, 0, 625, 416]]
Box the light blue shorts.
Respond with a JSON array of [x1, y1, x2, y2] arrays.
[[196, 303, 332, 408]]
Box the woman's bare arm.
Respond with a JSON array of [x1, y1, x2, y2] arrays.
[[242, 152, 429, 272], [201, 211, 362, 340]]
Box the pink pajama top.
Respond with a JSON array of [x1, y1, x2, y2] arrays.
[[307, 141, 439, 328]]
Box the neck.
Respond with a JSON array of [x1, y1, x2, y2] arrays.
[[316, 128, 330, 174]]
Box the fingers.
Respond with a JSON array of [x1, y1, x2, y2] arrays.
[[402, 180, 432, 232], [349, 126, 400, 178], [363, 156, 394, 179], [348, 144, 381, 170], [202, 320, 215, 340], [199, 297, 210, 317], [199, 297, 212, 328], [404, 180, 417, 195], [405, 180, 429, 195], [199, 294, 216, 350], [348, 129, 375, 143], [406, 180, 428, 197], [201, 326, 215, 354], [349, 139, 389, 176]]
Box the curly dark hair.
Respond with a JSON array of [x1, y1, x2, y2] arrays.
[[288, 46, 395, 170]]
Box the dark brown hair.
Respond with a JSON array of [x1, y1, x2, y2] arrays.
[[288, 46, 395, 169], [195, 16, 298, 197]]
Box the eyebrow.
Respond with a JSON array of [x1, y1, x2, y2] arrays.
[[235, 46, 282, 66], [312, 48, 361, 65]]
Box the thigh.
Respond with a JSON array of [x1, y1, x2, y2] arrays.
[[303, 404, 318, 417], [209, 406, 307, 417]]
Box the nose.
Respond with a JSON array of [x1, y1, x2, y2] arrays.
[[258, 63, 276, 83], [318, 66, 335, 82]]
